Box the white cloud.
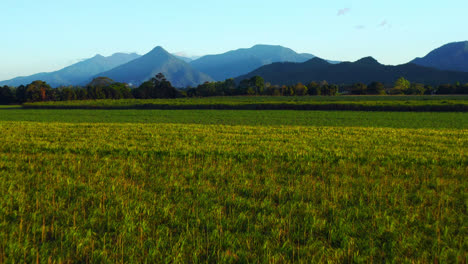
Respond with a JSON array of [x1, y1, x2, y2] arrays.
[[337, 8, 351, 16]]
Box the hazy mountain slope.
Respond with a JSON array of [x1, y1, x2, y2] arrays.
[[190, 44, 316, 81], [96, 46, 213, 88], [0, 53, 141, 87], [411, 41, 468, 72]]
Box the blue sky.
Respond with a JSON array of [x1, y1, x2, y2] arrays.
[[1, 0, 466, 80]]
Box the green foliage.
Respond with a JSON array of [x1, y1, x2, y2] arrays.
[[393, 77, 410, 94], [87, 76, 115, 87], [436, 83, 468, 94], [367, 82, 386, 95], [350, 82, 367, 95], [0, 86, 16, 104], [132, 73, 181, 99], [407, 83, 426, 95], [25, 80, 53, 102], [294, 83, 308, 96], [307, 82, 321, 95], [239, 76, 265, 95]]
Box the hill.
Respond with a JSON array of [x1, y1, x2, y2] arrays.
[[411, 41, 468, 72], [190, 44, 316, 81], [235, 57, 468, 86], [96, 46, 212, 88], [0, 53, 141, 87]]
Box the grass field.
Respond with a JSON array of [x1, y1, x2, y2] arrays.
[[0, 109, 467, 129], [0, 105, 467, 262], [22, 95, 468, 111]]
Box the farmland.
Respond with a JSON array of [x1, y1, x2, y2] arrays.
[[0, 109, 466, 129], [0, 104, 466, 262], [22, 95, 468, 111]]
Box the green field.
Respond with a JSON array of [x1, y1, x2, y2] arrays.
[[0, 105, 467, 262], [0, 109, 467, 129], [22, 95, 468, 111]]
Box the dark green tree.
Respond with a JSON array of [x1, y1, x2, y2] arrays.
[[307, 82, 321, 96], [133, 73, 180, 99], [350, 82, 367, 95], [407, 83, 426, 95], [367, 82, 386, 95], [294, 83, 308, 96], [0, 86, 16, 104], [26, 81, 52, 102], [15, 85, 27, 103]]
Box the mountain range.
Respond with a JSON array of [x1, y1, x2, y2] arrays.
[[189, 44, 317, 81], [235, 56, 468, 86], [1, 41, 467, 88], [0, 53, 141, 87], [94, 46, 213, 88]]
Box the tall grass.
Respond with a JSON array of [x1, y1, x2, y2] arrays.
[[0, 122, 466, 262]]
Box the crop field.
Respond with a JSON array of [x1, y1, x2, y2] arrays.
[[22, 95, 468, 111], [0, 109, 467, 129], [0, 107, 466, 262]]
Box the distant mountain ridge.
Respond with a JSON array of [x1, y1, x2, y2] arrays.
[[189, 44, 317, 81], [2, 41, 467, 88], [411, 41, 468, 72], [235, 56, 468, 86], [96, 46, 213, 88], [0, 53, 141, 87]]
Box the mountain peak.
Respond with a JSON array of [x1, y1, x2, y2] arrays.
[[411, 40, 468, 72], [304, 57, 329, 66], [251, 44, 284, 49], [94, 46, 212, 88], [149, 46, 168, 53], [355, 57, 381, 66]]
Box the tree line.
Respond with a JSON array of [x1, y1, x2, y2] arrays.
[[0, 74, 467, 104]]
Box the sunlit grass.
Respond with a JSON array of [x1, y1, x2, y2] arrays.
[[0, 109, 467, 129], [0, 121, 466, 262]]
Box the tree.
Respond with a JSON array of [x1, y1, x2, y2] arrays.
[[350, 82, 367, 95], [436, 84, 456, 94], [222, 78, 236, 95], [26, 81, 52, 102], [424, 85, 434, 95], [56, 86, 77, 101], [294, 83, 308, 96], [328, 84, 339, 96], [459, 83, 468, 94], [407, 83, 425, 95], [251, 76, 265, 95], [15, 85, 27, 103], [307, 82, 321, 96], [239, 76, 265, 95], [133, 73, 181, 99], [0, 86, 16, 104], [392, 77, 410, 94], [367, 82, 386, 95]]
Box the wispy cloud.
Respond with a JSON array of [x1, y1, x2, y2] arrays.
[[355, 25, 366, 30], [379, 20, 388, 27], [337, 8, 351, 16]]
